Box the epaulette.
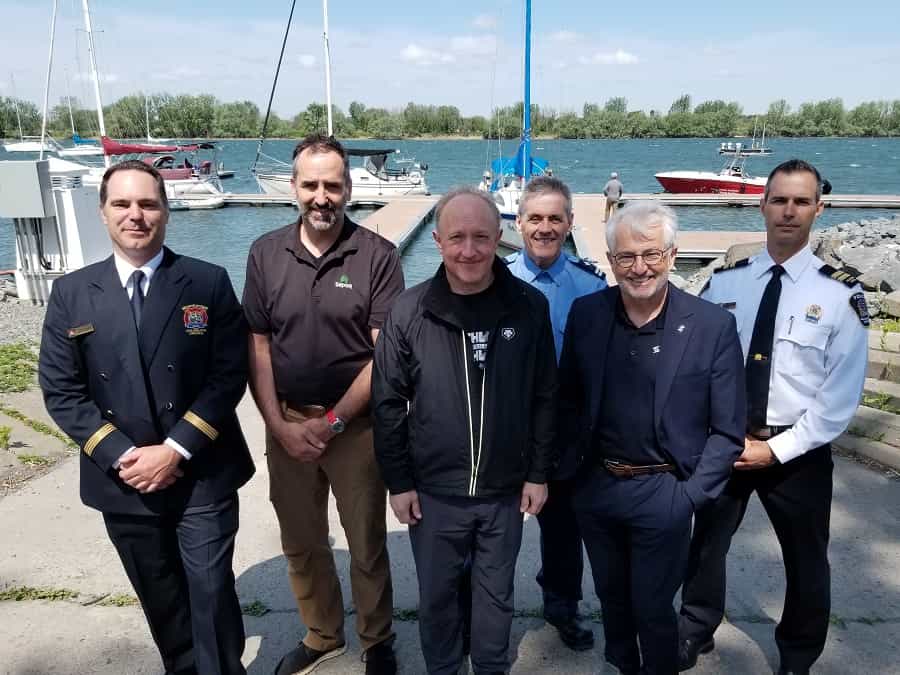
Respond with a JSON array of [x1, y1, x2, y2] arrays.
[[818, 264, 860, 288], [567, 254, 605, 278], [713, 257, 751, 274], [503, 252, 518, 265]]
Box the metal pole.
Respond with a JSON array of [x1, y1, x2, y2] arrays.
[[522, 0, 532, 182], [65, 70, 76, 136], [39, 0, 59, 161], [322, 0, 334, 136], [81, 0, 109, 167], [11, 74, 24, 139]]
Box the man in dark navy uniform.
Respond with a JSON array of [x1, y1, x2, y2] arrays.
[[39, 160, 254, 675]]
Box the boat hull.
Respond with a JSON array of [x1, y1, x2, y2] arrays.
[[255, 170, 429, 198], [655, 171, 766, 195]]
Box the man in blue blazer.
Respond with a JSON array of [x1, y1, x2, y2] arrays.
[[39, 161, 254, 675], [559, 202, 745, 675]]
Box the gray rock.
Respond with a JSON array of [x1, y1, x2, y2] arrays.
[[883, 290, 900, 319], [724, 241, 765, 266]]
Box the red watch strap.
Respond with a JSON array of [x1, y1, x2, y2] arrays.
[[326, 409, 338, 425]]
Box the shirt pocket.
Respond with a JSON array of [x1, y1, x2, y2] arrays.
[[776, 321, 829, 376]]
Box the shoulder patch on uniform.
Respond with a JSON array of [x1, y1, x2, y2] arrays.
[[568, 255, 605, 278], [503, 252, 517, 265], [819, 264, 860, 288], [713, 257, 750, 274], [849, 292, 870, 326]]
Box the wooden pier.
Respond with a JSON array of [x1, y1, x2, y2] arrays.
[[570, 194, 765, 275], [358, 196, 437, 250]]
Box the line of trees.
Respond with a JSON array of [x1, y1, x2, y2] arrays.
[[4, 93, 900, 140]]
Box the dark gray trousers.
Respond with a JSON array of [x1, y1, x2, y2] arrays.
[[409, 492, 523, 675]]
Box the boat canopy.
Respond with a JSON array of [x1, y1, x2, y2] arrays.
[[101, 136, 214, 156], [345, 148, 396, 157], [490, 141, 548, 189]]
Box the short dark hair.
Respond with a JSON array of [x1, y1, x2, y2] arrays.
[[518, 175, 573, 219], [764, 159, 823, 202], [99, 160, 169, 210], [291, 133, 351, 187]]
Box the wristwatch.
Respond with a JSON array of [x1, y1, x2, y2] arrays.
[[326, 409, 346, 434]]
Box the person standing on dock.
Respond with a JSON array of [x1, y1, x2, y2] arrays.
[[372, 187, 557, 675], [602, 171, 624, 221], [243, 134, 404, 675], [505, 176, 606, 651], [38, 161, 254, 675], [559, 202, 745, 675], [678, 159, 869, 675]]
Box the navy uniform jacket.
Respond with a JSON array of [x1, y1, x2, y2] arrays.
[[39, 248, 254, 515], [558, 284, 745, 506]]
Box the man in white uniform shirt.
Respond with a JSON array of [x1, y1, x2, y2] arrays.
[[678, 159, 868, 675]]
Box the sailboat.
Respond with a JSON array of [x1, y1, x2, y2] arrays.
[[56, 72, 103, 157], [480, 0, 549, 249], [251, 0, 429, 198], [2, 75, 58, 153]]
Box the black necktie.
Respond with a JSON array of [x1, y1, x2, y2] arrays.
[[130, 270, 145, 331], [746, 264, 785, 429]]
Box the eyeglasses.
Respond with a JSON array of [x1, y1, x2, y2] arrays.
[[611, 247, 672, 269]]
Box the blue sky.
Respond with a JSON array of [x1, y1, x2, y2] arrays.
[[2, 0, 900, 118]]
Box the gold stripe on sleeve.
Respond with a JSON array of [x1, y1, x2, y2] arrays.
[[183, 411, 219, 441], [84, 423, 116, 457]]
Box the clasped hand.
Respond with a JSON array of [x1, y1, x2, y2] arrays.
[[118, 444, 184, 493], [275, 415, 335, 462], [734, 437, 777, 470]]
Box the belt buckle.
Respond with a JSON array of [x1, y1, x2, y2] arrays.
[[751, 426, 773, 440], [606, 460, 634, 478]]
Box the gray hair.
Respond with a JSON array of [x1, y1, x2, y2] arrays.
[[605, 202, 678, 253], [517, 175, 573, 219], [434, 186, 501, 231]]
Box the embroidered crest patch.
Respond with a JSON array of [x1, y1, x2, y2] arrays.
[[805, 304, 823, 324], [182, 304, 209, 335], [501, 327, 516, 341], [849, 293, 870, 327]]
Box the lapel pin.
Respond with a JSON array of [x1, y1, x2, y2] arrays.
[[677, 324, 685, 333]]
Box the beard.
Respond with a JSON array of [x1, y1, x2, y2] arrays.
[[302, 205, 341, 232]]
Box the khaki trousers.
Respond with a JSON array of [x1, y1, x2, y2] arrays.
[[604, 198, 619, 221], [266, 407, 394, 651]]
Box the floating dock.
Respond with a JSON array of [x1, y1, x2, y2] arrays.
[[358, 196, 437, 250], [571, 194, 765, 275]]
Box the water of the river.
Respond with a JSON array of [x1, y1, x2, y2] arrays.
[[2, 137, 898, 292]]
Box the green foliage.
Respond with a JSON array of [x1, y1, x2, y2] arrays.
[[0, 586, 78, 602], [0, 97, 41, 138], [16, 453, 55, 467], [0, 343, 37, 393], [241, 600, 270, 617], [0, 403, 77, 449], [96, 593, 139, 607], [0, 425, 10, 451], [862, 392, 899, 414]]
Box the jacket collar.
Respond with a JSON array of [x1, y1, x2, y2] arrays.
[[518, 251, 567, 286], [422, 256, 527, 327]]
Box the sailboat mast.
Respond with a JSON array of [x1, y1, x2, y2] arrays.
[[81, 0, 109, 167], [145, 93, 151, 142], [39, 0, 59, 161], [65, 70, 77, 136], [11, 75, 24, 141], [522, 0, 532, 182], [323, 0, 334, 136]]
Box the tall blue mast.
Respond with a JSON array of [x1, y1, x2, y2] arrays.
[[522, 0, 532, 182]]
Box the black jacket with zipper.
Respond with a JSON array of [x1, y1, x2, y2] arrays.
[[372, 257, 558, 498]]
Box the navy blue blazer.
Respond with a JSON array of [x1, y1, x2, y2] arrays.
[[558, 284, 745, 509], [39, 248, 254, 515]]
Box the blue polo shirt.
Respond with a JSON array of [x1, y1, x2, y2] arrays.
[[505, 251, 607, 361]]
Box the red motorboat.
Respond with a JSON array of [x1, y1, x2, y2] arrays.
[[655, 141, 768, 194]]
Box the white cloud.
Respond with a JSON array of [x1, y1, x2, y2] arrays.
[[472, 14, 496, 30], [579, 49, 640, 66], [550, 30, 579, 42], [401, 43, 455, 66], [298, 54, 316, 68]]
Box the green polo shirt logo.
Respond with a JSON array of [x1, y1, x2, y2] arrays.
[[335, 274, 353, 290]]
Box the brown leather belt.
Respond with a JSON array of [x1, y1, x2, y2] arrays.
[[748, 425, 793, 441], [602, 459, 675, 478], [283, 402, 327, 418]]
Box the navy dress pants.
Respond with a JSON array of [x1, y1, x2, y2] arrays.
[[103, 496, 246, 675], [574, 470, 693, 675], [409, 492, 523, 675], [680, 445, 833, 672], [535, 477, 586, 621]]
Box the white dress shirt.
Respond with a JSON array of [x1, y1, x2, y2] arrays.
[[113, 249, 192, 465], [702, 246, 868, 463]]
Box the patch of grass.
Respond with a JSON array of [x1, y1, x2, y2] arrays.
[[855, 615, 887, 626], [16, 453, 55, 468], [0, 404, 76, 449], [829, 614, 848, 629], [393, 608, 419, 621], [241, 600, 270, 617], [862, 392, 900, 414], [880, 318, 900, 334], [0, 586, 79, 602], [96, 594, 139, 607], [0, 343, 38, 393], [847, 425, 886, 443], [0, 425, 10, 451]]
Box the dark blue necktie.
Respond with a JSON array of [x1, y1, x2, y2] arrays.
[[130, 270, 145, 331], [746, 264, 785, 428]]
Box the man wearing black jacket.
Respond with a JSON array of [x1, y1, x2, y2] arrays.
[[372, 187, 557, 675]]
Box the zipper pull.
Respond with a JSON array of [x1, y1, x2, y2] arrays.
[[788, 316, 794, 335]]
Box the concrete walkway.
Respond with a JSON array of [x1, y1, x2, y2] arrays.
[[1, 393, 898, 674]]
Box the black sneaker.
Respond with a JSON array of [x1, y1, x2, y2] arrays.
[[363, 640, 397, 675], [274, 642, 347, 675]]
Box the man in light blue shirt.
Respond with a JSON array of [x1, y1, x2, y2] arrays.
[[505, 175, 606, 649]]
